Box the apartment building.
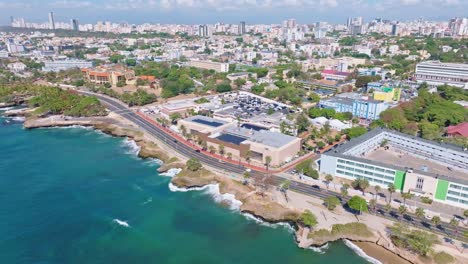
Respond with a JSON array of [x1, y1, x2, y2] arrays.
[[319, 96, 389, 120], [188, 60, 229, 73], [320, 128, 468, 209], [43, 59, 94, 72], [81, 65, 136, 87], [415, 61, 468, 89]]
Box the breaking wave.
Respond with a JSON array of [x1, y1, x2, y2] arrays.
[[343, 240, 382, 264], [160, 168, 182, 177], [121, 138, 141, 155], [242, 213, 295, 233], [168, 183, 242, 211], [113, 218, 130, 228], [308, 243, 329, 254]]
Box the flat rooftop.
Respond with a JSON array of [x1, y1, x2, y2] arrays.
[[184, 115, 228, 127], [366, 148, 468, 181], [326, 128, 468, 185], [219, 126, 298, 149]]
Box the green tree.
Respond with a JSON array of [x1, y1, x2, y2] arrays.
[[324, 174, 334, 189], [415, 207, 425, 220], [401, 191, 414, 206], [186, 158, 202, 171], [295, 114, 310, 133], [344, 126, 368, 139], [169, 113, 182, 124], [323, 196, 340, 211], [125, 58, 137, 67], [216, 82, 232, 93], [347, 196, 368, 214], [265, 156, 272, 170], [431, 216, 441, 227], [301, 210, 318, 228]]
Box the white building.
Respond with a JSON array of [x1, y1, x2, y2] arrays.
[[0, 50, 8, 58], [42, 59, 94, 72], [7, 62, 27, 72], [415, 61, 468, 89], [188, 60, 229, 73]]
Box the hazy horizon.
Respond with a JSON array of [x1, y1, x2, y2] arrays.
[[1, 0, 467, 25]]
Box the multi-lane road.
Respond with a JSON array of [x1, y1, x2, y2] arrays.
[[81, 90, 467, 241]]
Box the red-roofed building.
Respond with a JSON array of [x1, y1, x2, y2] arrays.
[[321, 70, 350, 81], [447, 122, 468, 137]]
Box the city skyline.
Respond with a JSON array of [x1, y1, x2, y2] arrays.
[[1, 0, 467, 25]]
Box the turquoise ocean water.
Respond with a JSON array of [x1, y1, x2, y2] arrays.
[[0, 111, 368, 264]]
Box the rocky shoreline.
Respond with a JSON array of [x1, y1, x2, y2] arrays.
[[2, 109, 455, 264]]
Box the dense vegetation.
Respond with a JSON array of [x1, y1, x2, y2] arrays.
[[0, 84, 106, 117], [134, 62, 232, 98], [90, 86, 157, 106], [373, 85, 468, 144], [389, 223, 439, 256]]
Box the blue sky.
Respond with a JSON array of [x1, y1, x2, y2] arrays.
[[1, 0, 466, 25]]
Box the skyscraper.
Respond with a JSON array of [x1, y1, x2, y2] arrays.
[[238, 21, 246, 35], [71, 19, 79, 31], [48, 12, 55, 30], [198, 25, 209, 37]]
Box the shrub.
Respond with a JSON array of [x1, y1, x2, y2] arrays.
[[300, 210, 318, 228]]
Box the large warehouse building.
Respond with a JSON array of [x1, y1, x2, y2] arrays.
[[320, 128, 468, 209]]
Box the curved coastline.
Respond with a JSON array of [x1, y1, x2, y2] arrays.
[[3, 110, 424, 264]]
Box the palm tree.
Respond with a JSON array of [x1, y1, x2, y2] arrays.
[[360, 179, 369, 195], [384, 203, 392, 213], [415, 207, 425, 221], [265, 156, 272, 171], [340, 187, 348, 198], [431, 216, 441, 228], [374, 185, 381, 200], [401, 191, 414, 207], [180, 124, 187, 137], [324, 174, 333, 189], [341, 183, 350, 198], [450, 217, 459, 237], [243, 171, 251, 185], [245, 150, 251, 164], [398, 205, 407, 216], [387, 183, 396, 204], [369, 199, 377, 211], [218, 144, 225, 156], [226, 152, 233, 159], [201, 141, 207, 151], [209, 145, 216, 154]]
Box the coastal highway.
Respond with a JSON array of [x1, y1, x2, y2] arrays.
[[81, 90, 467, 240]]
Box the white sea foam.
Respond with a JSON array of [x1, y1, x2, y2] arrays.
[[308, 243, 329, 254], [160, 168, 182, 177], [168, 182, 211, 193], [142, 197, 153, 205], [113, 218, 130, 228], [343, 239, 382, 264], [121, 138, 141, 155], [145, 158, 163, 166], [168, 183, 243, 211], [7, 116, 25, 122], [242, 213, 295, 233], [63, 125, 91, 129], [0, 106, 16, 111]]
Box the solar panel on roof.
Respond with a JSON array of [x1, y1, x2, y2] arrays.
[[216, 134, 247, 145], [192, 118, 224, 127]]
